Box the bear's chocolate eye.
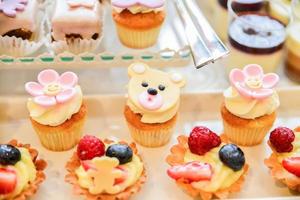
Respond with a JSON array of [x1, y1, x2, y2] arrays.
[[141, 82, 148, 87], [158, 85, 165, 91]]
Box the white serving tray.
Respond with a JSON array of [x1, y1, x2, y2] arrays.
[[0, 89, 300, 200]]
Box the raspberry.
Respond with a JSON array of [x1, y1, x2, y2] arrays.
[[77, 135, 105, 160], [270, 127, 295, 153], [188, 126, 221, 155]]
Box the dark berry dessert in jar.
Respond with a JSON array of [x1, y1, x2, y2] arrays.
[[226, 0, 291, 74], [213, 0, 263, 41]]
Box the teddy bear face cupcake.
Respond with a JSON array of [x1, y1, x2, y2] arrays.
[[221, 64, 280, 146], [0, 140, 46, 200], [265, 127, 300, 191], [25, 69, 87, 151], [166, 126, 248, 200], [124, 62, 185, 147], [65, 135, 146, 200]]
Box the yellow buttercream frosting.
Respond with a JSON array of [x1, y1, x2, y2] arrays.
[[127, 63, 185, 124], [27, 85, 83, 126], [0, 148, 37, 200], [224, 87, 279, 119], [76, 153, 143, 195], [276, 131, 300, 163], [184, 144, 244, 192]]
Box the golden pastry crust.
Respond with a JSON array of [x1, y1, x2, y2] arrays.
[[112, 10, 165, 30], [264, 127, 300, 191], [166, 135, 249, 200], [124, 105, 177, 131], [221, 103, 276, 128], [65, 139, 146, 200], [5, 140, 47, 200]]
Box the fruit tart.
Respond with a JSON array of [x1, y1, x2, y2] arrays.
[[166, 126, 249, 200], [265, 127, 300, 191], [65, 135, 146, 199], [0, 140, 47, 200]]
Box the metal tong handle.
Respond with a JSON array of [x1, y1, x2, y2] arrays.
[[173, 0, 229, 68]]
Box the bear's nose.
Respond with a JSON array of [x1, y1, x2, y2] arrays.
[[147, 88, 158, 95]]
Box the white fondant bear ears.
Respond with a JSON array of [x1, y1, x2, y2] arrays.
[[128, 62, 186, 88]]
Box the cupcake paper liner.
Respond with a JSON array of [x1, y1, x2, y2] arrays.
[[114, 24, 162, 49], [222, 119, 273, 146], [65, 139, 147, 200], [126, 120, 175, 147], [6, 140, 47, 200], [30, 103, 87, 151], [264, 127, 300, 191], [166, 135, 249, 200], [0, 9, 46, 57]]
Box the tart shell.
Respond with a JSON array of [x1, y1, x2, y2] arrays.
[[6, 140, 47, 200], [264, 127, 300, 191], [166, 135, 249, 200], [65, 139, 147, 200]]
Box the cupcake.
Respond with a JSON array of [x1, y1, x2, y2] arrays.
[[111, 0, 165, 48], [221, 64, 280, 146], [265, 127, 300, 191], [65, 135, 146, 200], [25, 69, 87, 151], [166, 126, 248, 200], [124, 62, 185, 147], [0, 140, 47, 200]]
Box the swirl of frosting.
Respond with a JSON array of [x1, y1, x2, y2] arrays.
[[0, 148, 37, 199], [112, 0, 164, 14], [25, 69, 83, 126], [224, 87, 279, 119], [27, 85, 83, 126], [127, 63, 185, 124], [225, 64, 280, 119]]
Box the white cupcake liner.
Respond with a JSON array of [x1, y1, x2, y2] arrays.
[[0, 5, 47, 57], [126, 121, 174, 148], [222, 119, 274, 146], [45, 0, 104, 55]]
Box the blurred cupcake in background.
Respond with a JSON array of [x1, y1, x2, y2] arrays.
[[111, 0, 166, 48], [25, 69, 87, 151], [221, 64, 280, 146]]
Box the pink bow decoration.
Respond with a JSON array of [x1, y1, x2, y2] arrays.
[[167, 162, 212, 182], [67, 0, 96, 8], [112, 0, 164, 9], [25, 69, 78, 107], [0, 0, 27, 17], [229, 64, 279, 100]]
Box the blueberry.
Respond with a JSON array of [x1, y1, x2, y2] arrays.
[[0, 144, 21, 165], [219, 144, 245, 171], [106, 144, 133, 164]]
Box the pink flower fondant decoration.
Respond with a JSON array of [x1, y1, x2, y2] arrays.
[[25, 69, 78, 107], [112, 0, 164, 9], [229, 64, 279, 100], [0, 0, 27, 17], [67, 0, 96, 8]]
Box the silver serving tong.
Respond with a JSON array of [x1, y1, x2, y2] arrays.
[[173, 0, 229, 68]]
